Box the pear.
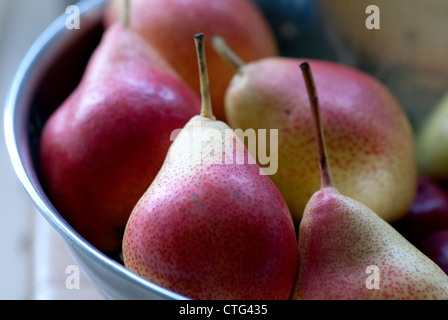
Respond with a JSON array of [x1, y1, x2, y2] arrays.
[[292, 62, 448, 300], [122, 34, 298, 300], [213, 36, 417, 226], [416, 92, 448, 182], [104, 0, 278, 121], [39, 18, 201, 253]]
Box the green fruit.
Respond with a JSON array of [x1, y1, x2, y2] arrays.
[[417, 92, 448, 181]]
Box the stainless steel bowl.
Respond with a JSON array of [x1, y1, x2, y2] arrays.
[[3, 0, 187, 300]]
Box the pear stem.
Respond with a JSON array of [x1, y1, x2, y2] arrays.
[[212, 36, 245, 71], [195, 33, 215, 120], [120, 0, 130, 27], [300, 62, 335, 189]]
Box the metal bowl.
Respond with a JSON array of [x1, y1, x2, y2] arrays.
[[3, 0, 188, 300]]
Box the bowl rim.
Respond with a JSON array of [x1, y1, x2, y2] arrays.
[[3, 0, 188, 300]]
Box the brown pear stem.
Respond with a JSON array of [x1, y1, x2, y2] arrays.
[[195, 33, 215, 120], [300, 62, 335, 189], [212, 36, 245, 71], [120, 0, 130, 27]]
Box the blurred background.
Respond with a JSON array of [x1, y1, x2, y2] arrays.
[[0, 0, 102, 299], [1, 0, 447, 299]]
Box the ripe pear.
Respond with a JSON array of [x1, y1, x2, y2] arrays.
[[104, 0, 278, 121], [39, 22, 200, 253], [292, 62, 448, 300], [416, 92, 448, 182], [213, 37, 417, 225], [122, 34, 298, 300]]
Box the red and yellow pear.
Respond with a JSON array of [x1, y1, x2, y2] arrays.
[[213, 37, 417, 225], [122, 34, 298, 300], [292, 62, 448, 300]]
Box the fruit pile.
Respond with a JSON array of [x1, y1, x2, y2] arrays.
[[38, 0, 448, 299]]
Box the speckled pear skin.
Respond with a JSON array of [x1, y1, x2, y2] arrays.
[[292, 186, 448, 300], [225, 58, 417, 225], [123, 116, 298, 300]]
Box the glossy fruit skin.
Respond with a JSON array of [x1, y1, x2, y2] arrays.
[[225, 57, 417, 225], [419, 230, 448, 275], [39, 25, 201, 253], [393, 175, 448, 246], [104, 0, 278, 121], [123, 117, 298, 300], [293, 187, 448, 300]]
